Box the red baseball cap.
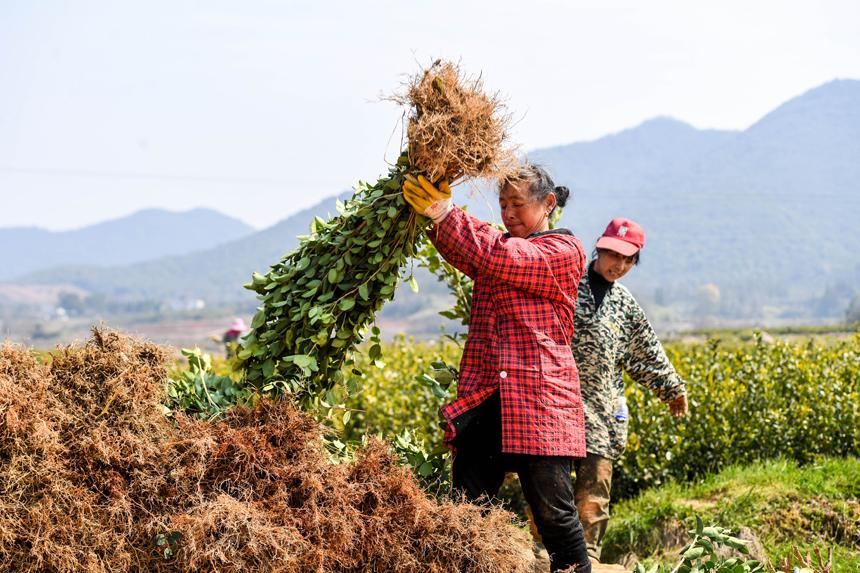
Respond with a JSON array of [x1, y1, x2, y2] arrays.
[[596, 218, 646, 256]]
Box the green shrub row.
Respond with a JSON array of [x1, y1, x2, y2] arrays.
[[167, 332, 860, 501], [615, 333, 860, 498], [339, 333, 860, 499], [339, 335, 461, 445]]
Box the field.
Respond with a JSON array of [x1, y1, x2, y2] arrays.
[[8, 322, 859, 572]]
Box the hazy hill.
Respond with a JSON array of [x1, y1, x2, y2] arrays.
[[0, 208, 254, 281], [16, 194, 350, 304], [527, 79, 859, 320], [531, 116, 738, 191], [14, 79, 860, 324]]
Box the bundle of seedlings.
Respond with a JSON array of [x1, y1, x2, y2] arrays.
[[239, 60, 515, 407], [0, 330, 535, 572]]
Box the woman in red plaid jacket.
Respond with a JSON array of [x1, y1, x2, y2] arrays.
[[403, 164, 591, 573]]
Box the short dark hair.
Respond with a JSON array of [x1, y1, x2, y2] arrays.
[[499, 163, 571, 214]]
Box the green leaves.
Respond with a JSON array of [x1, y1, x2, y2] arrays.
[[415, 360, 458, 400], [312, 215, 327, 233], [236, 155, 429, 408], [165, 348, 255, 420], [368, 344, 382, 361], [669, 521, 764, 573], [683, 546, 705, 561], [615, 334, 860, 500], [283, 354, 318, 376], [391, 429, 450, 490], [154, 531, 183, 560]]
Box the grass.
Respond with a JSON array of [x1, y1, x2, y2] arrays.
[[602, 457, 860, 570]]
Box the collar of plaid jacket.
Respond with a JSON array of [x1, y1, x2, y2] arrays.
[[501, 228, 574, 239]]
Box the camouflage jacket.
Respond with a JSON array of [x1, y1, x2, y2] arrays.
[[572, 268, 686, 460]]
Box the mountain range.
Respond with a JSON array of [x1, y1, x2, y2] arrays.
[[4, 195, 352, 304], [7, 79, 859, 325], [538, 79, 859, 320], [0, 208, 253, 281]]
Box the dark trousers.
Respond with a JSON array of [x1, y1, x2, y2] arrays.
[[452, 393, 592, 573]]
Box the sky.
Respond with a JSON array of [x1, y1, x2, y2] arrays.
[[2, 0, 859, 231]]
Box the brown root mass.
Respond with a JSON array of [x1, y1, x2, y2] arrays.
[[398, 60, 517, 183], [0, 329, 532, 572]]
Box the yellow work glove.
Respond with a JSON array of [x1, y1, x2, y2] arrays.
[[402, 175, 453, 223]]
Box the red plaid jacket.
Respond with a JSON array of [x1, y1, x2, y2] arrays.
[[429, 208, 587, 457]]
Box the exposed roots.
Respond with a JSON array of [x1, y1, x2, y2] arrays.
[[0, 329, 533, 572], [394, 60, 518, 183]]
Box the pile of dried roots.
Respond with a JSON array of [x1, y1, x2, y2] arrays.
[[397, 60, 515, 183], [0, 329, 533, 572]]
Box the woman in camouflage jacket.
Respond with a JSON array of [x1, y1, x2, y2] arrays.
[[572, 217, 688, 562]]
